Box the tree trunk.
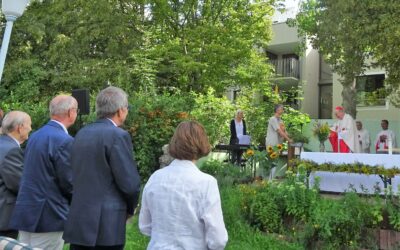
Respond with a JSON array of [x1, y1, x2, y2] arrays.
[[341, 76, 357, 119]]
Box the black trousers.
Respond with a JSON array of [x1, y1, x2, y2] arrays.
[[70, 244, 124, 250], [0, 230, 18, 239]]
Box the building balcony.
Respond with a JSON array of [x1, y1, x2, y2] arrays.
[[269, 57, 300, 80]]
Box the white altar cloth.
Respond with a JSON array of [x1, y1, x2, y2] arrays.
[[300, 152, 400, 193]]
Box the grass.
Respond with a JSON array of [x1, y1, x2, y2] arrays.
[[125, 217, 149, 250]]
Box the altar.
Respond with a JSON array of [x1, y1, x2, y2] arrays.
[[300, 152, 400, 193]]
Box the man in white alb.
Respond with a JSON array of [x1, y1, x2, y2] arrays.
[[330, 106, 360, 153], [375, 119, 397, 153], [356, 121, 370, 153]]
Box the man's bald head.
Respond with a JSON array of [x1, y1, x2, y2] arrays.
[[49, 95, 78, 117], [2, 111, 32, 144], [49, 95, 78, 129], [2, 111, 30, 134]]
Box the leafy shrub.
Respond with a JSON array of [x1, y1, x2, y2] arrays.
[[384, 187, 400, 231], [126, 90, 192, 181], [221, 186, 302, 250], [306, 192, 377, 249], [190, 88, 235, 145], [282, 169, 319, 221], [200, 159, 224, 176], [1, 95, 50, 131], [200, 160, 252, 187], [249, 190, 283, 233]]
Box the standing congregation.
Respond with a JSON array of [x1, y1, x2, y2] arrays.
[[0, 86, 228, 250]]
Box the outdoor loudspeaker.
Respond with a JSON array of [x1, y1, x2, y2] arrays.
[[72, 89, 90, 115]]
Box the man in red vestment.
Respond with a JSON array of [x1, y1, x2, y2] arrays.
[[329, 106, 360, 153]]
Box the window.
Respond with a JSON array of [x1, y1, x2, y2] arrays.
[[356, 74, 386, 107]]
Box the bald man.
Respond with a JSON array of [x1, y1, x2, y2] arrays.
[[10, 95, 78, 250], [0, 111, 31, 239]]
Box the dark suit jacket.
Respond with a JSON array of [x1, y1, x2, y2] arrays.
[[0, 135, 23, 231], [63, 119, 141, 246], [9, 121, 73, 232], [229, 119, 247, 144]]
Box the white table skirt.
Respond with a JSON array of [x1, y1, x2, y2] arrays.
[[300, 152, 400, 193]]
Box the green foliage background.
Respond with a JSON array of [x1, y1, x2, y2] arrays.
[[0, 0, 310, 181]]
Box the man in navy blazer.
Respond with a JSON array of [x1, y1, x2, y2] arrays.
[[0, 111, 31, 239], [9, 95, 78, 250], [63, 86, 141, 250]]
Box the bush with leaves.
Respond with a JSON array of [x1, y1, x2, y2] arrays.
[[282, 168, 319, 222], [190, 88, 235, 145], [200, 159, 252, 187], [306, 192, 378, 249], [126, 90, 193, 181]]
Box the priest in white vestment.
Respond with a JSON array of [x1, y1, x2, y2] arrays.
[[356, 121, 370, 153], [375, 119, 397, 152], [330, 106, 360, 153]]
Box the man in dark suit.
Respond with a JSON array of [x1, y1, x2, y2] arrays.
[[0, 111, 31, 239], [9, 95, 78, 250], [64, 86, 141, 250]]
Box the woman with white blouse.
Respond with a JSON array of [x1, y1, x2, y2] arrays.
[[139, 121, 228, 250]]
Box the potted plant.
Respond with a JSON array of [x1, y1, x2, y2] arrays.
[[313, 122, 330, 152]]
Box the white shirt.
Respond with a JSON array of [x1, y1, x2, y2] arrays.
[[375, 129, 397, 150], [51, 119, 68, 134], [139, 159, 228, 250], [357, 128, 370, 153], [235, 120, 244, 138], [107, 118, 117, 127]]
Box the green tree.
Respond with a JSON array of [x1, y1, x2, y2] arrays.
[[292, 0, 400, 116], [145, 0, 275, 93], [1, 0, 277, 102], [291, 0, 371, 118], [356, 0, 400, 108], [1, 0, 146, 102]]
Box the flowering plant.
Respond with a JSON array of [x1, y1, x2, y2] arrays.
[[313, 122, 330, 143], [244, 144, 284, 177]]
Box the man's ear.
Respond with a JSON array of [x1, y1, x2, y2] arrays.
[[117, 108, 123, 118]]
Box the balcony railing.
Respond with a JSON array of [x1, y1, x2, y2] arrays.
[[270, 58, 300, 79]]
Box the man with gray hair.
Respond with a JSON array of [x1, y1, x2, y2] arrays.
[[64, 86, 141, 250], [0, 111, 31, 239], [9, 95, 78, 250]]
